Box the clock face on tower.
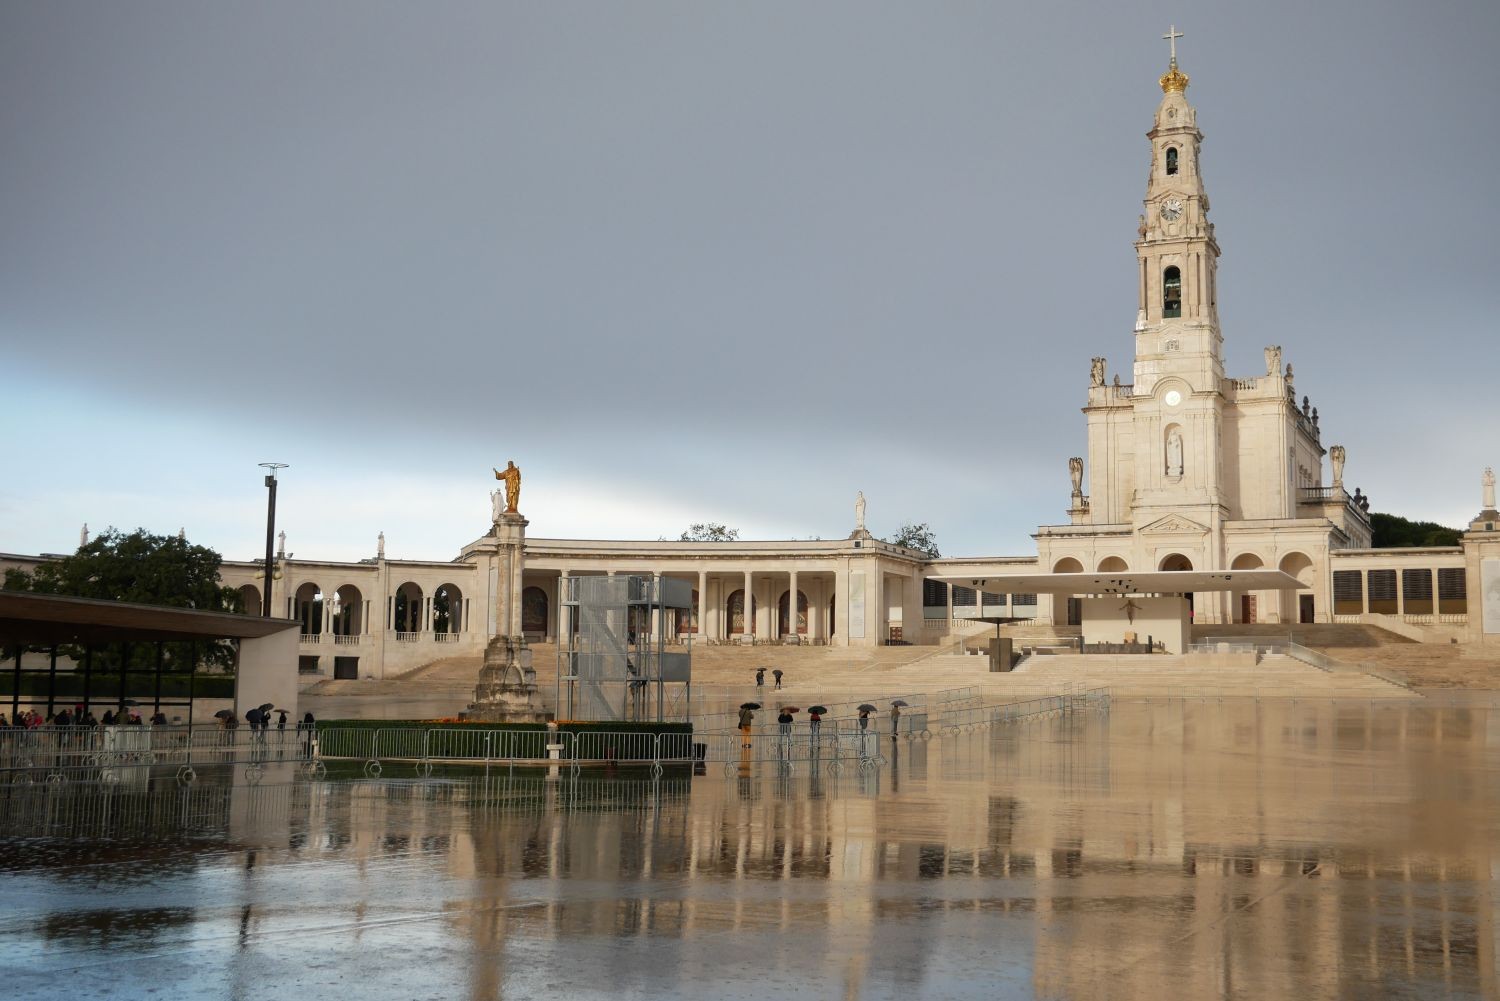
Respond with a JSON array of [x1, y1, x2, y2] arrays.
[[1160, 198, 1183, 221], [1163, 390, 1183, 407]]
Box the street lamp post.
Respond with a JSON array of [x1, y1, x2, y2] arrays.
[[258, 463, 288, 617]]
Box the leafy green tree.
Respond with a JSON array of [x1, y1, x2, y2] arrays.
[[3, 528, 241, 670], [887, 522, 940, 557], [680, 522, 740, 542], [1369, 513, 1462, 548]]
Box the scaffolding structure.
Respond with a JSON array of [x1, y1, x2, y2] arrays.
[[556, 575, 693, 722]]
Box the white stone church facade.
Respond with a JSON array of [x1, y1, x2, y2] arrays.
[[6, 53, 1496, 678]]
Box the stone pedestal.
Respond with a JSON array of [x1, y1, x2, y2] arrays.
[[466, 509, 550, 722]]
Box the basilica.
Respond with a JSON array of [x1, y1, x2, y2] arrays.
[[7, 49, 1496, 679]]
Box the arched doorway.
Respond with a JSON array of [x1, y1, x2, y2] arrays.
[[520, 585, 547, 637], [1279, 552, 1316, 624], [332, 584, 363, 635], [726, 590, 757, 636], [394, 582, 423, 635], [294, 582, 323, 636], [238, 584, 261, 616], [435, 583, 465, 635], [1052, 558, 1084, 625], [1158, 554, 1194, 619], [1230, 554, 1263, 623], [778, 590, 808, 637]]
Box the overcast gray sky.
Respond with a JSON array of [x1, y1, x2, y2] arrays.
[[2, 1, 1497, 563]]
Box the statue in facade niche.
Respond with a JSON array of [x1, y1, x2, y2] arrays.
[[1068, 457, 1084, 495], [1264, 345, 1281, 377], [1329, 445, 1346, 488], [493, 461, 522, 514], [1165, 430, 1184, 478], [855, 491, 866, 531], [1090, 357, 1106, 387]]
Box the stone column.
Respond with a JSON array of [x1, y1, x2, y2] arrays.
[[697, 569, 707, 641], [1361, 570, 1370, 615], [743, 569, 753, 645], [557, 571, 570, 642], [482, 511, 531, 684], [788, 569, 799, 643]]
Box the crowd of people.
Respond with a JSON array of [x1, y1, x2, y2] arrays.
[[0, 706, 311, 731]]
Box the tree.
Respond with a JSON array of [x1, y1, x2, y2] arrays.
[[3, 528, 241, 670], [1369, 513, 1462, 548], [679, 522, 740, 542], [887, 522, 940, 557]]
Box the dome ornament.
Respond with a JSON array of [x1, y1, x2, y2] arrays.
[[1159, 24, 1189, 94]]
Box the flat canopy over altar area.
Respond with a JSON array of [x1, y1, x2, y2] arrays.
[[933, 569, 1304, 596], [933, 570, 1307, 653]]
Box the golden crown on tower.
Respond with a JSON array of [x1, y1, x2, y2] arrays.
[[1159, 59, 1189, 94]]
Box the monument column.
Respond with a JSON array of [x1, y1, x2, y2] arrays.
[[473, 461, 544, 720]]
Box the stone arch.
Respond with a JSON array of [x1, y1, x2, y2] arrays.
[[436, 582, 466, 634], [1159, 554, 1194, 618], [1097, 556, 1128, 572], [1279, 552, 1317, 624], [520, 585, 547, 636], [294, 582, 323, 635], [726, 589, 756, 636], [394, 581, 424, 633], [238, 584, 261, 616], [1229, 554, 1264, 624], [332, 584, 363, 635], [778, 590, 809, 636], [1165, 146, 1179, 175], [1052, 557, 1085, 574]]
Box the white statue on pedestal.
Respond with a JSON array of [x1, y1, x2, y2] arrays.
[[1165, 430, 1184, 478], [79, 523, 88, 549], [1484, 467, 1496, 510], [491, 489, 505, 523], [377, 531, 385, 559], [1329, 445, 1346, 488], [276, 530, 286, 557], [855, 491, 866, 531]]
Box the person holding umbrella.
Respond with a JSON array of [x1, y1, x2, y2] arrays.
[[777, 707, 795, 739], [738, 703, 758, 748], [890, 700, 908, 737], [755, 667, 765, 691], [807, 705, 827, 742]]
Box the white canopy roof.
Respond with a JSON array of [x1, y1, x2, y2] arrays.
[[931, 569, 1305, 596]]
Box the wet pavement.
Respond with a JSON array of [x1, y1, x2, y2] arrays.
[[1, 699, 1496, 1000]]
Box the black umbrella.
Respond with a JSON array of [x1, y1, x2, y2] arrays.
[[890, 700, 910, 708], [213, 709, 233, 719], [807, 705, 829, 715], [121, 699, 141, 707], [857, 704, 877, 713], [740, 702, 761, 710], [259, 703, 274, 712], [780, 706, 800, 713]]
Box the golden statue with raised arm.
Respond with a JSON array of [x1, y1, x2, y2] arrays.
[[493, 461, 522, 514]]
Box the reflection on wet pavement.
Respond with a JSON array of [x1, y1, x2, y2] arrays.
[[1, 700, 1496, 1000]]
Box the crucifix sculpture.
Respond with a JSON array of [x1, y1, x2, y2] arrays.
[[1121, 599, 1143, 624], [1163, 24, 1184, 63]]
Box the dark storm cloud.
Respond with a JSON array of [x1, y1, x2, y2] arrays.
[[2, 1, 1497, 558]]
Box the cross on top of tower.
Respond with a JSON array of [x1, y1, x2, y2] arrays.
[[1162, 25, 1184, 65]]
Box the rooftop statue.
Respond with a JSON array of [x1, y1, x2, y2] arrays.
[[493, 461, 522, 515]]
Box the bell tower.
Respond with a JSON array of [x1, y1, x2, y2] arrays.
[[1132, 27, 1223, 397]]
